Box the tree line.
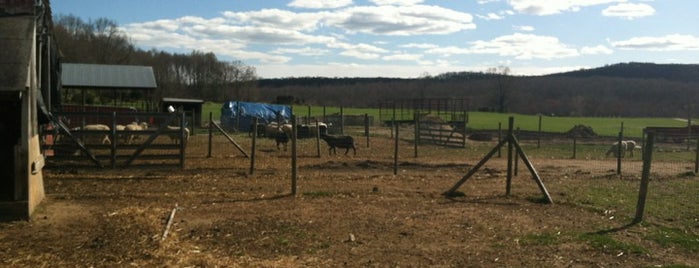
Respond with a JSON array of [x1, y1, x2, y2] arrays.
[[53, 14, 257, 106], [53, 13, 699, 118]]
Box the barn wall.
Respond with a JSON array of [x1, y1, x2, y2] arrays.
[[0, 14, 45, 221]]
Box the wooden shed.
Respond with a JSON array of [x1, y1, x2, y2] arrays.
[[0, 0, 53, 220], [161, 97, 205, 127]]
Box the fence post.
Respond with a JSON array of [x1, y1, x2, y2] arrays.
[[572, 137, 577, 159], [634, 132, 655, 223], [291, 110, 297, 196], [616, 131, 623, 175], [462, 112, 467, 148], [514, 127, 520, 176], [414, 110, 419, 158], [506, 117, 514, 196], [340, 106, 345, 134], [537, 114, 542, 148], [111, 111, 117, 168], [695, 136, 699, 174], [250, 117, 257, 175], [315, 119, 321, 158], [497, 122, 502, 158], [364, 113, 370, 148], [394, 118, 399, 176], [208, 112, 213, 158]]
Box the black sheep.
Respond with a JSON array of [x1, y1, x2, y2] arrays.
[[320, 135, 356, 155], [275, 130, 289, 151]]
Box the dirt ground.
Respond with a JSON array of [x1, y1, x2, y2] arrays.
[[1, 131, 697, 267]]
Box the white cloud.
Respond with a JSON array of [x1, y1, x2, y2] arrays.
[[288, 0, 353, 9], [477, 12, 505, 20], [401, 43, 439, 49], [383, 53, 423, 61], [339, 50, 381, 60], [270, 47, 330, 56], [602, 3, 655, 19], [611, 34, 699, 51], [513, 25, 535, 31], [508, 0, 624, 15], [468, 33, 579, 60], [327, 5, 475, 36], [222, 9, 324, 31], [369, 0, 424, 6], [581, 45, 613, 55]]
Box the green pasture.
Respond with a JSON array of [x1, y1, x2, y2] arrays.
[[203, 102, 688, 138]]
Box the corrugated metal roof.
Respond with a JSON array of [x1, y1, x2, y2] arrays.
[[162, 97, 205, 103], [61, 63, 157, 89], [0, 15, 34, 92]]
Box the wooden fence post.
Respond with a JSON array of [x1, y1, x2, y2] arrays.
[[364, 113, 370, 148], [634, 132, 655, 223], [207, 112, 212, 158], [617, 131, 623, 175], [394, 118, 399, 176], [250, 117, 257, 175], [506, 117, 514, 196], [414, 110, 419, 158], [291, 111, 297, 196], [537, 114, 542, 148]]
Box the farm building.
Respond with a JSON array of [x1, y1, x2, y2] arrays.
[[220, 101, 291, 131], [161, 97, 204, 127], [0, 0, 56, 220], [57, 63, 157, 127]]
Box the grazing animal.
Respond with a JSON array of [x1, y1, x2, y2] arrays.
[[275, 129, 289, 151], [71, 124, 111, 145], [166, 126, 190, 144], [266, 122, 293, 151], [320, 134, 356, 155], [308, 121, 328, 137], [124, 121, 148, 144], [605, 141, 628, 158], [624, 140, 641, 157]]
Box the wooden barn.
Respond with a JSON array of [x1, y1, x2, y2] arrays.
[[0, 0, 56, 220]]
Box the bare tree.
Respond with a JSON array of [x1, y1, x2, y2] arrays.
[[486, 66, 512, 113]]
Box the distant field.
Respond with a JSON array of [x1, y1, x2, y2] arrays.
[[203, 102, 687, 138]]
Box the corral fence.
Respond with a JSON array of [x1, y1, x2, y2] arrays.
[[378, 99, 469, 148], [467, 125, 699, 179], [41, 111, 189, 168], [294, 105, 375, 136]]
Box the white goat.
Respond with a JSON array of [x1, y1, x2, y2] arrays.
[[166, 126, 190, 144]]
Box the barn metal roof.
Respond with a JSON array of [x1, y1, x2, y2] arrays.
[[61, 63, 157, 89], [162, 97, 205, 103], [0, 15, 34, 92]]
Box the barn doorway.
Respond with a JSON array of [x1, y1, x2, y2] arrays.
[[0, 98, 21, 201]]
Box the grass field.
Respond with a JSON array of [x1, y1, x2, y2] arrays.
[[203, 102, 688, 138]]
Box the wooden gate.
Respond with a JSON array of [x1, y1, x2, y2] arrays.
[[416, 120, 466, 148], [42, 111, 188, 168]]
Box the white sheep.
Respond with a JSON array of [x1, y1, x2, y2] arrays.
[[166, 126, 190, 144], [605, 141, 628, 158], [307, 121, 328, 137], [124, 122, 148, 144], [265, 122, 293, 151], [71, 124, 111, 145], [624, 140, 641, 157]]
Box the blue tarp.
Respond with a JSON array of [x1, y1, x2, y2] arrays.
[[220, 101, 291, 131]]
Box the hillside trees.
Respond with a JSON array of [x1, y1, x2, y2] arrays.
[[52, 14, 257, 105]]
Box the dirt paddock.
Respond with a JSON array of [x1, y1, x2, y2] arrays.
[[1, 132, 697, 267]]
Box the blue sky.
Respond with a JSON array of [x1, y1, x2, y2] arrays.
[[51, 0, 699, 78]]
